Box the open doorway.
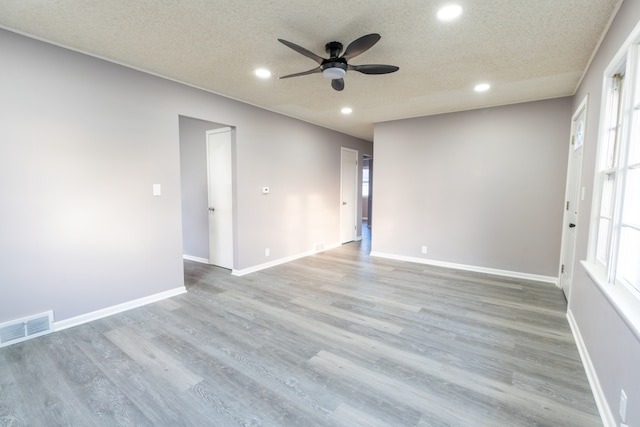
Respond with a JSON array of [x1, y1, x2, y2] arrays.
[[361, 155, 372, 253], [363, 155, 372, 230], [340, 147, 359, 244], [178, 115, 234, 268]]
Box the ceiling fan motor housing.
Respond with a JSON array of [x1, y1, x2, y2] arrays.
[[325, 41, 343, 57], [322, 41, 347, 79]]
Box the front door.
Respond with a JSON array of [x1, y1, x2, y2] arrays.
[[207, 127, 233, 269], [559, 97, 587, 299]]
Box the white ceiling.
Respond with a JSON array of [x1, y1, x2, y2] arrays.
[[0, 0, 622, 141]]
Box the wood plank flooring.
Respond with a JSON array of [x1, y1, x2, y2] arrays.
[[0, 232, 601, 426]]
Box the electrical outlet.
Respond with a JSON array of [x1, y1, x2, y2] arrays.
[[265, 248, 270, 257], [620, 389, 627, 423], [421, 245, 428, 254]]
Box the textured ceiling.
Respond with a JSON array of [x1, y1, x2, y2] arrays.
[[0, 0, 622, 140]]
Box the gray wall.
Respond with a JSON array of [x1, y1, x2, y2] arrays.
[[233, 117, 371, 268], [569, 0, 640, 424], [1, 30, 186, 323], [373, 98, 572, 277], [0, 28, 371, 324]]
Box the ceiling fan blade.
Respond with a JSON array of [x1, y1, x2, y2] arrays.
[[279, 67, 322, 79], [348, 64, 399, 74], [278, 39, 325, 64], [342, 33, 381, 61], [331, 78, 345, 91]]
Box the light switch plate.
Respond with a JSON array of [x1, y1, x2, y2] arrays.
[[153, 184, 162, 196]]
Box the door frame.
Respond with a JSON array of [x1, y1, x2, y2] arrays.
[[558, 95, 588, 299]]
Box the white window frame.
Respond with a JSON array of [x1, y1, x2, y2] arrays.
[[584, 21, 640, 338]]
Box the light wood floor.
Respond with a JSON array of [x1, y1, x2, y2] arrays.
[[1, 232, 601, 426]]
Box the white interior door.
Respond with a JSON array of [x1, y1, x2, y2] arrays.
[[559, 97, 587, 298], [340, 147, 358, 244], [207, 127, 233, 269]]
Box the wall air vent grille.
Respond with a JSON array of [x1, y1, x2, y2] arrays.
[[0, 311, 54, 348]]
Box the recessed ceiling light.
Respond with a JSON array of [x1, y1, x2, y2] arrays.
[[341, 107, 353, 115], [437, 4, 463, 22], [474, 83, 491, 92], [254, 68, 271, 79]]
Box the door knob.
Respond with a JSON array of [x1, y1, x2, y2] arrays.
[[569, 223, 576, 228], [342, 202, 347, 205], [208, 207, 215, 211]]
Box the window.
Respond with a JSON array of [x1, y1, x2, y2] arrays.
[[591, 43, 640, 300], [595, 74, 622, 267], [362, 166, 370, 198]]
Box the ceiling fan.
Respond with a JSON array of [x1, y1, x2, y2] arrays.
[[277, 33, 399, 91]]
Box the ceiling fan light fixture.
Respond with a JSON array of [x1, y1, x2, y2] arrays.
[[322, 66, 346, 80]]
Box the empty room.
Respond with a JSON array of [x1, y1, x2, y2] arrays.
[[1, 1, 639, 426]]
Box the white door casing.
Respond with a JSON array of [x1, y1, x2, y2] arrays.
[[340, 147, 358, 244], [206, 127, 233, 269], [559, 96, 588, 299]]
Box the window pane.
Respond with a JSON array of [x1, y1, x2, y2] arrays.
[[362, 167, 370, 197], [618, 226, 640, 292], [630, 133, 640, 169], [622, 168, 640, 226], [630, 137, 640, 166], [604, 127, 618, 169], [597, 218, 611, 264], [601, 173, 615, 218], [603, 76, 622, 169], [631, 110, 640, 165]]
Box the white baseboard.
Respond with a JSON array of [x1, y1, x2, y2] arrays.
[[567, 309, 614, 427], [183, 254, 209, 264], [54, 286, 187, 331], [232, 243, 341, 276], [369, 251, 558, 285]]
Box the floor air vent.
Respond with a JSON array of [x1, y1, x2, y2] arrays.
[[0, 311, 54, 348]]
